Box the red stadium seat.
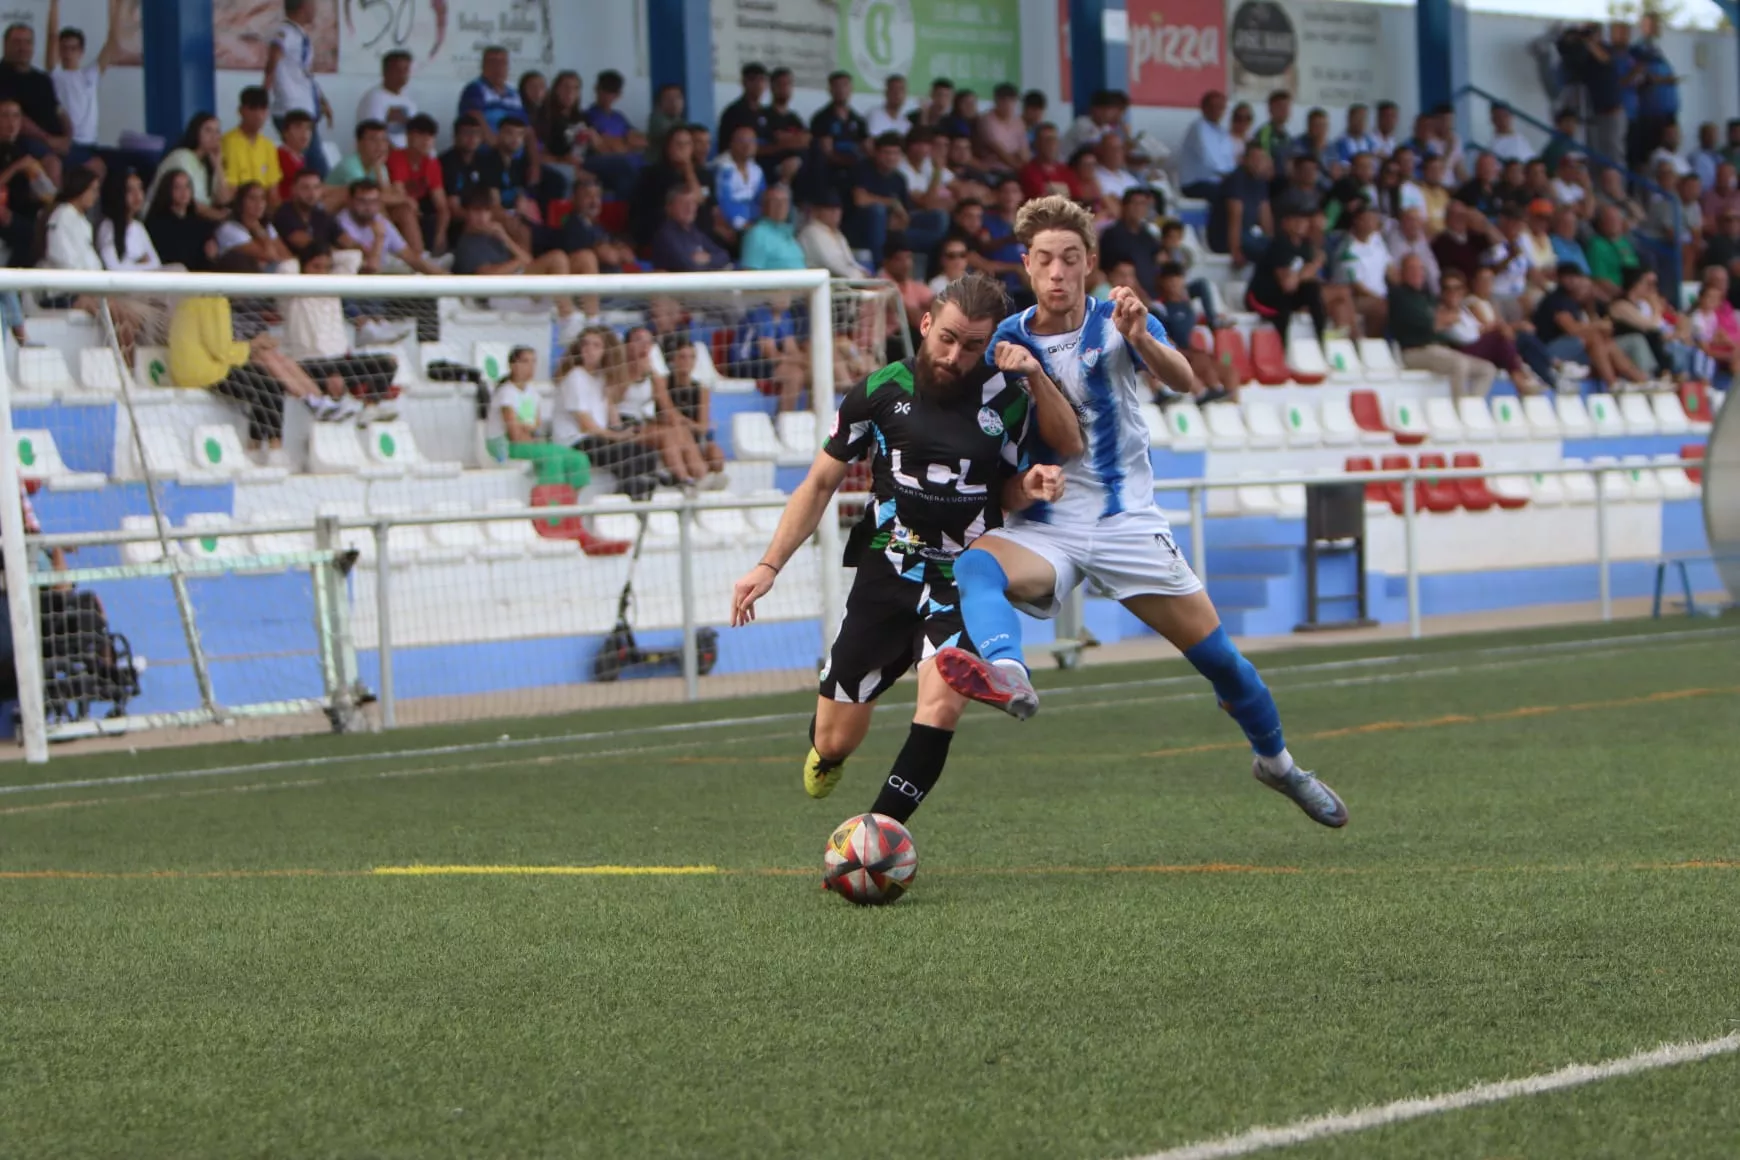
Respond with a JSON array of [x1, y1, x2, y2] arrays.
[[1682, 443, 1705, 485], [710, 327, 736, 375], [1416, 453, 1464, 512], [1453, 452, 1517, 510], [1189, 326, 1213, 354], [1680, 381, 1714, 426], [596, 200, 629, 236], [1350, 390, 1388, 435], [530, 484, 632, 556], [1249, 328, 1291, 385], [545, 198, 573, 229], [1378, 453, 1412, 514], [1213, 328, 1254, 386], [1345, 455, 1386, 506]]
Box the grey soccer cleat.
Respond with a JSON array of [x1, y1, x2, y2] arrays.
[[935, 648, 1039, 721], [1253, 759, 1349, 828]]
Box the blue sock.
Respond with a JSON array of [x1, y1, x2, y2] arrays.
[[954, 550, 1026, 668], [1182, 627, 1286, 758]]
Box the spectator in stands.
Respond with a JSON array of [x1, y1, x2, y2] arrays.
[[1296, 108, 1337, 180], [450, 186, 585, 332], [388, 113, 448, 258], [651, 186, 731, 273], [1432, 200, 1492, 284], [866, 74, 910, 139], [629, 123, 706, 248], [1455, 152, 1504, 220], [1691, 122, 1723, 189], [1207, 141, 1273, 266], [517, 72, 547, 132], [645, 82, 685, 160], [940, 88, 978, 140], [1572, 22, 1631, 166], [1273, 154, 1325, 239], [335, 179, 443, 275], [44, 0, 112, 173], [1628, 14, 1679, 172], [925, 237, 970, 295], [1331, 103, 1377, 171], [1091, 134, 1140, 204], [1417, 154, 1451, 234], [1246, 198, 1326, 341], [1324, 151, 1376, 231], [1253, 90, 1292, 170], [1595, 166, 1646, 233], [1648, 122, 1690, 179], [718, 62, 770, 147], [851, 131, 937, 268], [39, 165, 100, 271], [458, 46, 524, 138], [975, 83, 1029, 173], [1063, 89, 1127, 156], [1486, 104, 1532, 165], [1022, 90, 1047, 141], [264, 0, 330, 179], [619, 325, 715, 482], [898, 128, 952, 216], [1154, 218, 1215, 326], [536, 70, 589, 185], [1549, 204, 1591, 273], [1611, 266, 1691, 385], [644, 297, 720, 388], [1533, 262, 1646, 390], [0, 21, 65, 187], [1177, 91, 1235, 200], [550, 326, 660, 490], [740, 183, 804, 271], [660, 336, 727, 482], [328, 118, 430, 256], [1154, 263, 1236, 403], [0, 98, 53, 264], [1438, 269, 1546, 393], [728, 294, 809, 413], [488, 115, 555, 248], [485, 344, 592, 487], [585, 69, 645, 156], [1698, 210, 1740, 306], [554, 174, 609, 315], [759, 68, 809, 182], [1701, 163, 1740, 225], [280, 243, 400, 423], [214, 182, 293, 271], [1018, 122, 1076, 201], [1482, 207, 1541, 320], [147, 112, 232, 222], [169, 263, 341, 466], [1386, 208, 1441, 295], [272, 168, 334, 259], [438, 114, 495, 234], [1688, 280, 1740, 374], [1586, 202, 1644, 300], [1098, 186, 1161, 296], [1649, 171, 1703, 278], [97, 170, 161, 271], [1337, 206, 1390, 338], [275, 110, 313, 201], [714, 123, 767, 245], [144, 168, 215, 271], [981, 175, 1030, 288], [222, 87, 281, 202], [357, 50, 416, 150], [913, 78, 954, 129], [1384, 254, 1494, 397], [809, 70, 869, 180], [878, 234, 933, 333], [797, 187, 863, 277]]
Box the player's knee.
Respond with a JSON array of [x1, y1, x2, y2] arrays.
[[954, 548, 1008, 597]]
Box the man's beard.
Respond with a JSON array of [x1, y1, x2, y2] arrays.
[[914, 348, 977, 403]]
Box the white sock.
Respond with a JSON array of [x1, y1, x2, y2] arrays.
[[991, 658, 1028, 676], [1254, 748, 1294, 776]]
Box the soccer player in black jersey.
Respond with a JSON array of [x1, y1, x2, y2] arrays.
[[731, 275, 1082, 824]]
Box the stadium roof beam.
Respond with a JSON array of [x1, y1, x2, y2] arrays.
[[1069, 0, 1113, 119], [649, 0, 715, 133], [143, 0, 215, 144], [1418, 0, 1468, 120]]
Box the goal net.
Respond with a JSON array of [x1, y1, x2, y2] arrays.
[[1, 268, 886, 762]]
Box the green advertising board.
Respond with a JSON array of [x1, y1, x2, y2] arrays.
[[840, 0, 1022, 95]]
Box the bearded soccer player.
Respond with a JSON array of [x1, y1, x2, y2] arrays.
[[934, 196, 1348, 827], [731, 274, 1080, 823]]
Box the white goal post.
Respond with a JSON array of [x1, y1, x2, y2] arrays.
[[0, 268, 842, 764]]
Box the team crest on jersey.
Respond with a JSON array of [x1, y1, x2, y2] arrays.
[[976, 407, 1004, 436], [1082, 347, 1102, 369]]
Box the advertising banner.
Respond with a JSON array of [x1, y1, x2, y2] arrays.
[[1126, 0, 1226, 109], [837, 0, 1022, 95], [1226, 0, 1385, 109]]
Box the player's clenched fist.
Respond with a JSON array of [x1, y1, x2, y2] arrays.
[[730, 562, 778, 626], [1018, 464, 1065, 504], [1107, 286, 1149, 340], [993, 341, 1041, 377]]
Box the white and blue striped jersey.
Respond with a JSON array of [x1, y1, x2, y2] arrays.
[[987, 296, 1173, 525]]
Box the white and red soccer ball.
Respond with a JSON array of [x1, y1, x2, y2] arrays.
[[823, 813, 917, 905]]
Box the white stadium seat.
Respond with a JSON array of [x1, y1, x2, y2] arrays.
[[1385, 397, 1430, 442], [1317, 396, 1360, 446], [1490, 469, 1533, 507], [1650, 392, 1690, 435], [180, 511, 240, 561], [17, 346, 74, 396], [1322, 336, 1364, 382], [1234, 472, 1282, 514], [1618, 455, 1663, 501], [1618, 393, 1658, 436], [591, 494, 645, 544], [1490, 395, 1532, 440], [731, 411, 782, 461], [76, 347, 127, 395], [774, 412, 818, 464], [369, 507, 441, 563], [1456, 396, 1496, 440], [190, 424, 289, 483], [472, 342, 516, 383], [746, 490, 786, 534], [1652, 454, 1699, 500], [1240, 401, 1285, 449], [1140, 402, 1171, 448], [1203, 401, 1248, 450], [696, 504, 751, 546], [1163, 401, 1207, 451], [119, 515, 165, 565], [1521, 395, 1562, 439], [309, 425, 402, 479], [1561, 394, 1601, 439], [1355, 338, 1403, 379], [1526, 469, 1567, 506], [1280, 400, 1322, 447], [1589, 456, 1635, 501], [365, 420, 462, 478], [1559, 459, 1598, 504], [425, 503, 492, 559], [1286, 335, 1331, 382], [13, 428, 104, 489], [1423, 397, 1463, 442], [483, 499, 572, 558]]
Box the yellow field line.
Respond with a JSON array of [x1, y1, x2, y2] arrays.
[[371, 864, 720, 877]]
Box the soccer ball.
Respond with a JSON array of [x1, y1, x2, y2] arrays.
[[823, 813, 917, 905]]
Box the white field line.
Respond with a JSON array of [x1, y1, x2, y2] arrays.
[[1133, 1032, 1740, 1160], [2, 627, 1730, 799]]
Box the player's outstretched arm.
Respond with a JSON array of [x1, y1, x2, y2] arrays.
[[1001, 464, 1065, 513], [1109, 286, 1197, 395], [731, 451, 850, 625], [994, 342, 1084, 459]]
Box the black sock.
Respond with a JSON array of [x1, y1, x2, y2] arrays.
[[869, 724, 954, 823]]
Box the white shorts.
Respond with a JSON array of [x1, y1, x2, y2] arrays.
[[980, 507, 1202, 620]]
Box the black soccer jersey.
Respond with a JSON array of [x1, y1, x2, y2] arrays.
[[823, 359, 1030, 567]]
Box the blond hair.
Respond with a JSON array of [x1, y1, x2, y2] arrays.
[[1013, 194, 1096, 252], [556, 325, 631, 393]]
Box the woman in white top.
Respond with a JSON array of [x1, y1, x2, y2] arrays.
[[40, 169, 149, 361], [551, 327, 661, 485], [484, 345, 592, 489], [144, 113, 232, 222], [97, 170, 167, 271], [621, 325, 710, 485], [214, 182, 295, 271]]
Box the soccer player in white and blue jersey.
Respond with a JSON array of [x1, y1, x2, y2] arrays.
[[934, 195, 1348, 827]]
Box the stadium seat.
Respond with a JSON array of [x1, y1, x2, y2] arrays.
[[1284, 334, 1329, 384], [1559, 459, 1598, 504], [1581, 393, 1623, 438], [1415, 453, 1461, 512], [1490, 395, 1531, 440], [1322, 336, 1363, 382], [1280, 400, 1322, 447], [774, 412, 818, 465], [425, 503, 493, 559], [1489, 465, 1533, 509], [248, 522, 316, 559], [1618, 393, 1659, 436], [528, 483, 631, 555], [1385, 397, 1430, 444], [1650, 391, 1691, 435], [1241, 400, 1285, 449], [1681, 443, 1705, 485], [179, 512, 241, 561], [1520, 395, 1562, 439], [1526, 468, 1567, 506], [1345, 455, 1388, 510], [643, 490, 687, 550], [76, 347, 126, 395], [1163, 400, 1207, 451], [1188, 326, 1213, 354], [17, 346, 74, 396], [365, 421, 462, 478], [309, 424, 401, 479], [1140, 401, 1170, 448], [190, 424, 290, 483], [696, 503, 751, 546], [13, 428, 104, 490], [745, 489, 786, 534], [1452, 452, 1516, 510], [1424, 397, 1464, 442], [731, 411, 782, 461], [1619, 455, 1664, 502], [483, 498, 575, 558], [370, 507, 445, 563], [1378, 453, 1413, 514], [1234, 472, 1282, 515], [1349, 390, 1389, 439], [1557, 393, 1597, 439], [134, 345, 174, 390], [1653, 454, 1699, 499], [313, 502, 377, 565], [1679, 381, 1715, 430], [1249, 328, 1291, 385], [1456, 396, 1497, 440], [1318, 396, 1361, 446], [1355, 338, 1403, 380], [1203, 400, 1248, 449], [472, 342, 516, 384], [1588, 456, 1634, 502], [1213, 328, 1254, 386], [119, 515, 165, 565]]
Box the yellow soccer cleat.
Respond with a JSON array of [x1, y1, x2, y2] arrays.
[[803, 748, 847, 799]]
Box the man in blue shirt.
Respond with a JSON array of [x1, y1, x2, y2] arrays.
[[650, 186, 731, 273], [848, 131, 947, 272], [456, 46, 524, 139], [1207, 142, 1275, 265], [1333, 104, 1378, 170], [1627, 14, 1680, 172], [1177, 90, 1234, 199]]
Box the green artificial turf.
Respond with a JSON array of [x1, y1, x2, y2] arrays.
[[4, 617, 1739, 1158]]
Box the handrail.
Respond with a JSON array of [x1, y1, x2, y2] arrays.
[[1454, 83, 1682, 291]]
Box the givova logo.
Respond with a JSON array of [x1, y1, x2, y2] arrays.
[[846, 0, 914, 83]]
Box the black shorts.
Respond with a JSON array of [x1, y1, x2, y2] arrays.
[[818, 551, 972, 704]]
